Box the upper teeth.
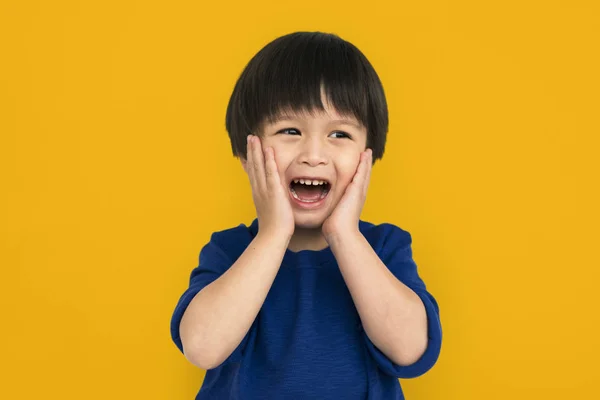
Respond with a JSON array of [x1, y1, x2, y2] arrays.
[[294, 179, 327, 185]]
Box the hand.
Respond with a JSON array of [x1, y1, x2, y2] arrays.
[[322, 148, 373, 242], [244, 135, 295, 240]]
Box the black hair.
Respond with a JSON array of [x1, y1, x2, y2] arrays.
[[225, 31, 388, 163]]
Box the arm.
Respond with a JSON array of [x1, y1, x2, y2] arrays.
[[180, 135, 295, 370], [180, 231, 289, 369], [321, 149, 428, 366], [328, 230, 428, 366]]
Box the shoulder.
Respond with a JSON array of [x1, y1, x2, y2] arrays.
[[359, 220, 413, 255], [202, 220, 256, 263], [209, 221, 253, 245]]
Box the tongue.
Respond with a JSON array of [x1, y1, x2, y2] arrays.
[[294, 184, 322, 201]]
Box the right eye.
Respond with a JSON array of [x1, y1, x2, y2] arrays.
[[277, 128, 300, 135]]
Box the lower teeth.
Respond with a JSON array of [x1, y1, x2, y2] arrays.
[[290, 188, 328, 203]]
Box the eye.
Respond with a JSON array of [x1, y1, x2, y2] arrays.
[[329, 131, 351, 139], [277, 128, 300, 135]]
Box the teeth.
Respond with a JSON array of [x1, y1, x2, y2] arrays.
[[292, 179, 328, 185]]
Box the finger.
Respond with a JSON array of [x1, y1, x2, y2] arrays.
[[352, 151, 367, 184], [264, 146, 282, 189], [363, 149, 373, 193], [251, 135, 267, 193], [246, 135, 257, 187]]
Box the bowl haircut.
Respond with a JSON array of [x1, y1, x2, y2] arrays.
[[225, 31, 389, 163]]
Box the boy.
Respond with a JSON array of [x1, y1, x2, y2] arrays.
[[170, 31, 442, 399]]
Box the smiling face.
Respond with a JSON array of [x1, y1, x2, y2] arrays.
[[254, 96, 368, 230]]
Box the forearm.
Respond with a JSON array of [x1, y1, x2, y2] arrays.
[[327, 230, 428, 366], [180, 231, 289, 369]]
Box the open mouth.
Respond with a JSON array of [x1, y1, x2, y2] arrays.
[[289, 178, 331, 203]]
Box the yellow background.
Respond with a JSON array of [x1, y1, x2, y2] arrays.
[[1, 0, 599, 398]]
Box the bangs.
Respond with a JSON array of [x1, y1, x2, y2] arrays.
[[226, 31, 388, 161], [256, 38, 369, 126]]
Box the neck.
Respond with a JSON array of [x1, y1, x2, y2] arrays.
[[287, 226, 329, 252]]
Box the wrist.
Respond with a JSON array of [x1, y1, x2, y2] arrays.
[[324, 225, 361, 247], [256, 228, 292, 248]]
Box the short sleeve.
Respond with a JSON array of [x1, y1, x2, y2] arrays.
[[170, 234, 251, 366], [362, 225, 442, 379]]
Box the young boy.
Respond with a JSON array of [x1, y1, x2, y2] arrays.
[[170, 31, 442, 399]]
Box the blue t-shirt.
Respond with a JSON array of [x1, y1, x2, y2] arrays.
[[170, 219, 442, 399]]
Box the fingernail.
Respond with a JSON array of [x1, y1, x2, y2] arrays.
[[247, 135, 251, 143]]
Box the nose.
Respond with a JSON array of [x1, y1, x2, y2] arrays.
[[297, 136, 329, 167]]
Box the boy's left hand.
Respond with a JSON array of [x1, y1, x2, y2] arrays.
[[322, 148, 373, 242]]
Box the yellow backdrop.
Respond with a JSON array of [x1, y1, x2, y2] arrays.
[[1, 0, 599, 399]]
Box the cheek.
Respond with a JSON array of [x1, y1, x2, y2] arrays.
[[337, 154, 361, 183]]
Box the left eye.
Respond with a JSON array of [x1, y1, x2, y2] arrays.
[[278, 128, 300, 135], [329, 131, 351, 139]]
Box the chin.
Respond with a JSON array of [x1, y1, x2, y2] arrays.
[[293, 213, 327, 230]]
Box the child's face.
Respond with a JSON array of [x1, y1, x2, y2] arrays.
[[257, 99, 368, 231]]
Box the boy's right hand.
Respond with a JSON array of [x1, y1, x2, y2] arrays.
[[245, 135, 295, 240]]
